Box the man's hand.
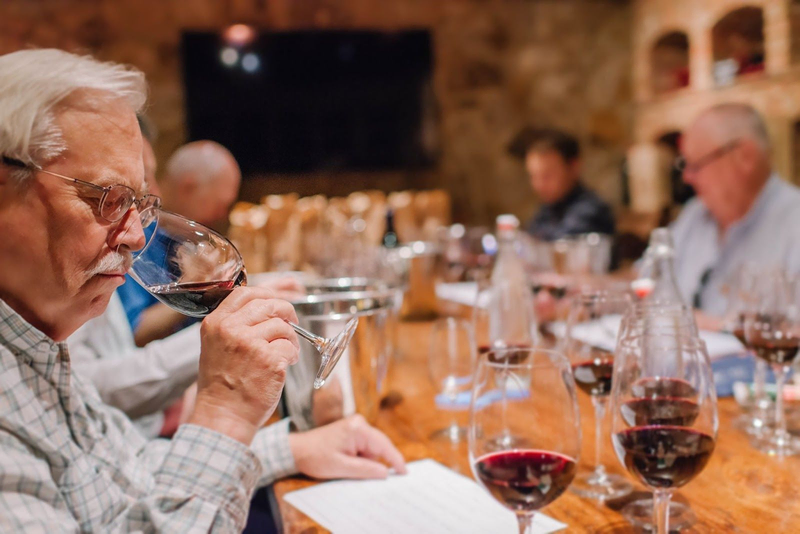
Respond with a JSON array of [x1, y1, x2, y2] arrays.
[[188, 287, 300, 445], [289, 415, 407, 480], [695, 310, 723, 331]]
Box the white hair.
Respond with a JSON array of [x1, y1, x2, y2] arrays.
[[696, 103, 771, 153], [0, 49, 147, 179], [163, 140, 239, 185]]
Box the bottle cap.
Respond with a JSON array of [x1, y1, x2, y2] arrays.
[[496, 214, 520, 231]]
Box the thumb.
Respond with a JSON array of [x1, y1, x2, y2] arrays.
[[332, 455, 391, 480]]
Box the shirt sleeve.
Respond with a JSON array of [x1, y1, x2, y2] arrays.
[[0, 425, 261, 533], [71, 324, 201, 419], [251, 418, 298, 487]]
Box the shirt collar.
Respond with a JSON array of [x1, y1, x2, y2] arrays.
[[0, 298, 62, 379]]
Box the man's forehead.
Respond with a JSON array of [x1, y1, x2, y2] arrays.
[[55, 100, 145, 192]]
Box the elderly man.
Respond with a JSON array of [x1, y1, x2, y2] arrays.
[[0, 49, 404, 532], [671, 103, 800, 320], [509, 127, 615, 240]]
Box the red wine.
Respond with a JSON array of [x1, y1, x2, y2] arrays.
[[732, 328, 747, 346], [631, 377, 696, 399], [621, 397, 700, 427], [749, 337, 800, 366], [571, 353, 614, 396], [613, 426, 714, 489], [479, 343, 531, 364], [474, 450, 576, 512], [149, 270, 247, 317]]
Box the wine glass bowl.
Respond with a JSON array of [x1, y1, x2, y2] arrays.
[[128, 208, 358, 389], [469, 347, 580, 534]]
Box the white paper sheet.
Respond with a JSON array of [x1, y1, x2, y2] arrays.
[[436, 282, 480, 307], [282, 459, 567, 534], [550, 317, 746, 360]]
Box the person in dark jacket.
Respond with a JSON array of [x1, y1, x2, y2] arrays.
[[509, 127, 615, 240]]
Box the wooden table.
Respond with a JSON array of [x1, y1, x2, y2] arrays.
[[275, 319, 800, 532]]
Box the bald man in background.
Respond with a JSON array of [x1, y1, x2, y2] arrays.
[[118, 141, 301, 346], [670, 103, 800, 324]]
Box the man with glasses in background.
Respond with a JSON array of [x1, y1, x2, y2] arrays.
[[669, 103, 800, 325]]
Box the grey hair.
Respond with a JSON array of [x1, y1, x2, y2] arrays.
[[695, 103, 771, 153], [0, 49, 147, 179], [163, 141, 239, 185]]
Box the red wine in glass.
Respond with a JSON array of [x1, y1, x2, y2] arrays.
[[148, 269, 247, 317], [474, 450, 577, 512], [631, 377, 696, 399], [749, 337, 800, 366], [571, 350, 614, 396], [621, 398, 700, 427], [613, 426, 715, 489]]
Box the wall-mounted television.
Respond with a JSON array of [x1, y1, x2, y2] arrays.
[[181, 29, 436, 175]]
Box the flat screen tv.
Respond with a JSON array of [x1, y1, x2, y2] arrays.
[[181, 29, 435, 175]]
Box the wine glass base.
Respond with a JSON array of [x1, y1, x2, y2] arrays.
[[750, 432, 800, 457], [621, 498, 696, 531], [569, 471, 633, 501], [429, 425, 467, 443]]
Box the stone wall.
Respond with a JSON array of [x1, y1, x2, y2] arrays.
[[1, 0, 632, 225]]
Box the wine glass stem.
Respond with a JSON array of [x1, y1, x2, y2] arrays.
[[773, 365, 788, 443], [653, 490, 671, 534], [290, 321, 325, 348], [591, 395, 608, 479], [754, 358, 768, 410], [516, 513, 534, 534]]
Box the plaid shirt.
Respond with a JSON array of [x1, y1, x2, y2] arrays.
[[0, 299, 297, 532]]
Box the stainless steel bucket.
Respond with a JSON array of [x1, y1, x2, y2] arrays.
[[284, 279, 401, 430]]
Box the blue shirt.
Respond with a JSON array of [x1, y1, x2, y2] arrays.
[[117, 275, 157, 332], [670, 175, 800, 316]]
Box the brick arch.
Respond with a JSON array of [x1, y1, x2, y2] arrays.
[[706, 1, 767, 30]]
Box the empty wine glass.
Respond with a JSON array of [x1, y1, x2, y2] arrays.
[[469, 347, 580, 534], [611, 332, 719, 534], [127, 208, 357, 389], [743, 270, 800, 456], [428, 317, 476, 442], [565, 290, 633, 501]]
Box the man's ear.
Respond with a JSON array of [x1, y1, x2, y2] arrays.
[[732, 139, 760, 175]]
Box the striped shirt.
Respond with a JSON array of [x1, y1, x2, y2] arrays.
[[0, 298, 296, 532]]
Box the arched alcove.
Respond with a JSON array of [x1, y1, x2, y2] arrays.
[[712, 7, 765, 86], [651, 32, 690, 95]]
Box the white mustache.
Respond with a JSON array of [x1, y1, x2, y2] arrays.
[[86, 252, 132, 277]]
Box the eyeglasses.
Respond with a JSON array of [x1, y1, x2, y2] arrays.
[[674, 140, 740, 174], [2, 156, 161, 225]]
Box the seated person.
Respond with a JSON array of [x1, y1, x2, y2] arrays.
[[508, 127, 615, 241], [0, 48, 404, 532], [670, 103, 800, 325]]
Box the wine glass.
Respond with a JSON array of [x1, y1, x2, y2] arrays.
[[127, 208, 357, 389], [565, 290, 633, 501], [428, 317, 476, 442], [721, 264, 774, 437], [469, 347, 580, 534], [615, 303, 701, 530], [611, 332, 718, 534], [743, 270, 800, 456]]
